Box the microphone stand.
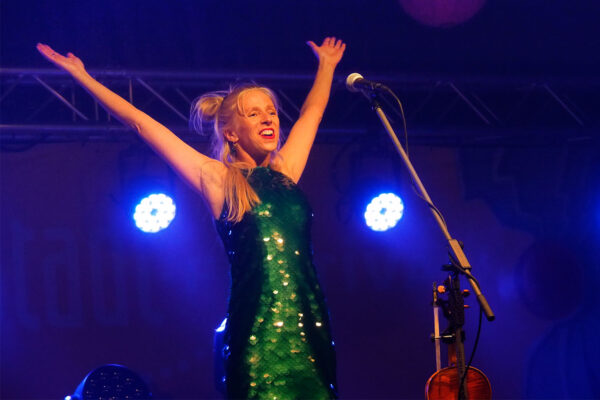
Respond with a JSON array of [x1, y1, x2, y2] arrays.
[[362, 90, 495, 322]]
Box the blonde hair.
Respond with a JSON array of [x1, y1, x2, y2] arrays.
[[190, 83, 281, 222]]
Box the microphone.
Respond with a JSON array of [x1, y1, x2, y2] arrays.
[[345, 73, 390, 93]]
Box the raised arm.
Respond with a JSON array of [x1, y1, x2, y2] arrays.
[[36, 44, 226, 215], [278, 37, 345, 183]]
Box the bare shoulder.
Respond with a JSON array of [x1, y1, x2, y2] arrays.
[[271, 152, 298, 183]]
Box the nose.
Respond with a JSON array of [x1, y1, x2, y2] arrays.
[[261, 112, 273, 124]]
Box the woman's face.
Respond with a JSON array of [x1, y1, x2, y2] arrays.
[[229, 89, 279, 165]]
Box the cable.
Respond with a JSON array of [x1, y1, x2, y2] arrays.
[[380, 85, 487, 397], [448, 253, 481, 289], [383, 87, 409, 157], [458, 305, 484, 396]]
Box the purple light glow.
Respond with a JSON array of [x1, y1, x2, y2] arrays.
[[398, 0, 486, 28]]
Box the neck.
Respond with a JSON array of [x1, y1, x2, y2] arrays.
[[233, 149, 272, 168]]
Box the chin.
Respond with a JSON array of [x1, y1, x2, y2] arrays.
[[264, 143, 278, 153]]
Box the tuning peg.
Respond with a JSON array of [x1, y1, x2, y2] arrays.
[[437, 285, 446, 294], [462, 289, 470, 297]]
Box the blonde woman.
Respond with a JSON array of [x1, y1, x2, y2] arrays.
[[37, 37, 345, 399]]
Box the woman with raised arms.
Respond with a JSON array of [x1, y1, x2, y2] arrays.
[[37, 37, 345, 399]]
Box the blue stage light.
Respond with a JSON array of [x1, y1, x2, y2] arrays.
[[133, 193, 176, 233], [364, 193, 404, 232]]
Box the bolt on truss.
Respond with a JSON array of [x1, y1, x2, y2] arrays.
[[1, 68, 598, 147]]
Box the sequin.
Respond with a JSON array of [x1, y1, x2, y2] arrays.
[[222, 345, 231, 359], [215, 167, 337, 399]]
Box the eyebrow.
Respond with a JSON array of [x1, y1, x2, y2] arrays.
[[246, 105, 277, 113]]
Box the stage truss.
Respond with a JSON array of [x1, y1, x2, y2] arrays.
[[1, 68, 598, 148]]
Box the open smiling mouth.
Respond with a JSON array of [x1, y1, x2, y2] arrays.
[[260, 129, 275, 138]]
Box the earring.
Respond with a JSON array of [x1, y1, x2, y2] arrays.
[[229, 141, 237, 154]]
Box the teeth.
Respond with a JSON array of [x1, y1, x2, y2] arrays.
[[261, 130, 274, 136]]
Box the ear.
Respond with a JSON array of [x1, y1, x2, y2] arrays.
[[223, 128, 239, 143]]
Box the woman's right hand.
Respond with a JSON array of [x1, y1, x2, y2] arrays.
[[36, 43, 87, 78]]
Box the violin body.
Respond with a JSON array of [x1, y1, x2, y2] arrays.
[[425, 365, 491, 400]]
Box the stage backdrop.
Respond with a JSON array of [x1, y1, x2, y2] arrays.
[[1, 139, 598, 399]]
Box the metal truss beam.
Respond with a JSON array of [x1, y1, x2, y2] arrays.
[[1, 68, 598, 147]]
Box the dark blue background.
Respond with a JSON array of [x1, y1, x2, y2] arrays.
[[1, 1, 599, 399]]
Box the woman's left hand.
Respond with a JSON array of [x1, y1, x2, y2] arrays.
[[307, 37, 346, 67]]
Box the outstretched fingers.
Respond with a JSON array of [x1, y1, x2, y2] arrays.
[[36, 43, 85, 74], [321, 37, 344, 48], [36, 43, 55, 58], [37, 43, 67, 64], [306, 36, 346, 67], [320, 37, 346, 54], [307, 40, 318, 52]]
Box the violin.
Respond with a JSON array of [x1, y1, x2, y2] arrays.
[[425, 273, 492, 400]]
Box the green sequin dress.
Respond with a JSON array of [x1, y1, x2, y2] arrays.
[[216, 166, 337, 399]]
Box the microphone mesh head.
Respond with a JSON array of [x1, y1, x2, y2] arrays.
[[345, 73, 364, 92]]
